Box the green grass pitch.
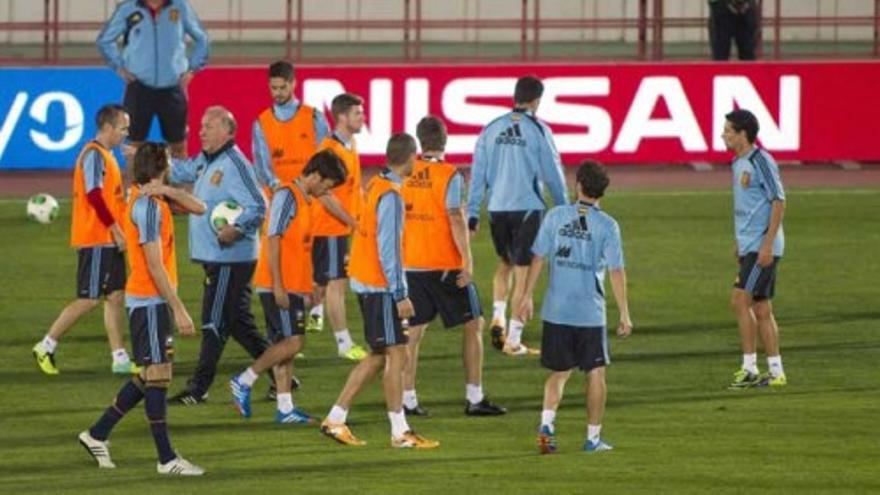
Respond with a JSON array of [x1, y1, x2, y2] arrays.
[[1, 189, 878, 494]]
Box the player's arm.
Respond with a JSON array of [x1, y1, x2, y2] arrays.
[[181, 2, 210, 74], [95, 2, 129, 79], [169, 156, 200, 185], [537, 124, 568, 206], [82, 150, 125, 250], [251, 122, 280, 190], [605, 221, 632, 337], [376, 191, 413, 318], [268, 191, 296, 310], [318, 194, 357, 230], [218, 157, 267, 245], [517, 215, 554, 322], [755, 158, 786, 267], [466, 130, 489, 232], [758, 200, 785, 267], [142, 181, 206, 215], [445, 174, 473, 286], [313, 111, 331, 146]]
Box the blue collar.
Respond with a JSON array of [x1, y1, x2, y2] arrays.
[[203, 140, 235, 164], [380, 168, 403, 185]]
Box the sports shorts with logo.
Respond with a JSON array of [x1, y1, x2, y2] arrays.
[[129, 303, 174, 366], [489, 210, 542, 266], [258, 292, 306, 343], [312, 235, 348, 285], [406, 270, 482, 328], [734, 252, 780, 300], [356, 292, 408, 351], [76, 246, 126, 299], [541, 321, 609, 372]]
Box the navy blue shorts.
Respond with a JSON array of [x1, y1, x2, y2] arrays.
[[123, 80, 188, 143], [258, 292, 306, 343], [406, 270, 482, 328], [541, 321, 608, 373], [357, 292, 408, 351], [489, 210, 542, 266], [311, 236, 348, 285], [76, 246, 125, 299], [734, 252, 780, 300], [129, 303, 174, 366]]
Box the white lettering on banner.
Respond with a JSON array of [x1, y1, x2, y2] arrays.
[[442, 78, 516, 153], [614, 77, 707, 152], [0, 92, 29, 161], [29, 91, 84, 151], [302, 78, 392, 154], [541, 77, 612, 153], [712, 75, 801, 151], [404, 79, 429, 134]]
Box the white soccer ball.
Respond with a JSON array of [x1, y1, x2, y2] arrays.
[[26, 193, 59, 224], [210, 200, 243, 233]]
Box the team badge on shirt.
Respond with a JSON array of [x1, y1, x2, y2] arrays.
[[740, 171, 751, 188], [211, 170, 223, 186], [169, 8, 180, 22]]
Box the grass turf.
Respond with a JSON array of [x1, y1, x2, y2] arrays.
[[1, 189, 878, 494]]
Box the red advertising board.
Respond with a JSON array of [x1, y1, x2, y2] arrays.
[[187, 61, 880, 165]]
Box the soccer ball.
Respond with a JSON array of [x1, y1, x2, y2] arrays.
[[26, 193, 59, 224], [210, 200, 243, 233]]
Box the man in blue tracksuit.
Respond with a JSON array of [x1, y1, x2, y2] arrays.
[[467, 76, 568, 356], [166, 106, 273, 405], [97, 0, 209, 159]]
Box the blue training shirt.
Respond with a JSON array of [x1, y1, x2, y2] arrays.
[[531, 201, 624, 328], [732, 147, 785, 257], [467, 108, 568, 220], [252, 99, 331, 189], [125, 195, 165, 308]]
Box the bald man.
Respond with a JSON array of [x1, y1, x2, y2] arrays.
[[166, 106, 274, 404]]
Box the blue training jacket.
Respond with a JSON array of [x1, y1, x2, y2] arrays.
[[97, 0, 209, 89]]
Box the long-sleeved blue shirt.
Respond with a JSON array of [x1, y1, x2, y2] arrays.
[[252, 99, 330, 189], [97, 0, 209, 89], [351, 169, 407, 301], [467, 108, 568, 221], [170, 140, 266, 263]]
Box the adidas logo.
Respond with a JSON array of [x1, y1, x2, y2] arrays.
[[558, 218, 591, 240], [495, 123, 526, 146], [407, 168, 432, 188], [555, 245, 572, 258]]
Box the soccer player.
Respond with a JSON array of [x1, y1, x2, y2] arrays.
[[722, 109, 788, 389], [97, 0, 209, 159], [400, 116, 506, 417], [230, 150, 348, 423], [320, 133, 439, 449], [518, 161, 633, 454], [467, 75, 568, 356], [78, 142, 206, 475], [166, 106, 272, 405], [307, 93, 368, 360], [33, 104, 138, 375]]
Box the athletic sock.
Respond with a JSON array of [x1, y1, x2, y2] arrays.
[[309, 304, 323, 318], [111, 348, 130, 365], [507, 319, 525, 346], [41, 335, 58, 353], [587, 424, 602, 443], [239, 367, 259, 387], [90, 378, 145, 441], [277, 393, 294, 414], [742, 353, 759, 375], [402, 389, 419, 409], [145, 386, 175, 464], [540, 410, 556, 432], [327, 405, 348, 424], [335, 329, 354, 353], [492, 301, 507, 327], [388, 410, 410, 438], [767, 355, 785, 377], [465, 383, 484, 405]]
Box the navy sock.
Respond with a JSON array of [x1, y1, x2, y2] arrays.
[[145, 386, 176, 464], [90, 378, 145, 441]]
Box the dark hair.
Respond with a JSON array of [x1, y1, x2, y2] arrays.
[[302, 149, 347, 187], [331, 93, 364, 120], [386, 133, 417, 166], [576, 160, 610, 199], [514, 76, 544, 104], [96, 104, 127, 129], [725, 109, 759, 144], [415, 115, 447, 152], [132, 142, 170, 185], [269, 60, 294, 81]]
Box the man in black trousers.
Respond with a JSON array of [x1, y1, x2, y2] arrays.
[[709, 0, 760, 61]]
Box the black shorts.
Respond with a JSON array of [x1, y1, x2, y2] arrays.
[[734, 252, 780, 300], [129, 303, 174, 366], [258, 292, 306, 343], [76, 246, 125, 299], [541, 321, 609, 372], [357, 292, 408, 351], [406, 270, 482, 328], [312, 236, 348, 285], [123, 80, 188, 143], [489, 210, 542, 266]]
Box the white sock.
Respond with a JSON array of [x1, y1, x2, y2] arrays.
[[767, 355, 784, 377], [507, 319, 524, 346], [276, 392, 294, 414], [310, 304, 324, 318], [388, 410, 410, 438], [402, 389, 419, 409], [492, 300, 507, 326], [239, 367, 259, 387], [335, 329, 354, 353], [742, 353, 759, 374], [111, 348, 130, 364], [587, 424, 602, 443], [41, 335, 58, 353], [327, 405, 348, 424], [541, 409, 556, 432], [465, 383, 484, 405]]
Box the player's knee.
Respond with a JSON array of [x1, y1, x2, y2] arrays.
[[586, 366, 606, 383], [105, 290, 124, 305], [753, 300, 773, 321], [77, 298, 102, 310], [730, 290, 750, 312], [145, 363, 172, 388]]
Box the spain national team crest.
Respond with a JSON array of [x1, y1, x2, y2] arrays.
[[740, 171, 751, 188], [169, 8, 180, 22], [210, 170, 223, 186]]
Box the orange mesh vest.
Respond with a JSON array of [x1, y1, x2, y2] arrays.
[[349, 174, 400, 288], [311, 136, 362, 236], [257, 105, 318, 184], [402, 158, 463, 270], [253, 183, 313, 293], [70, 142, 125, 247], [123, 187, 178, 298]]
